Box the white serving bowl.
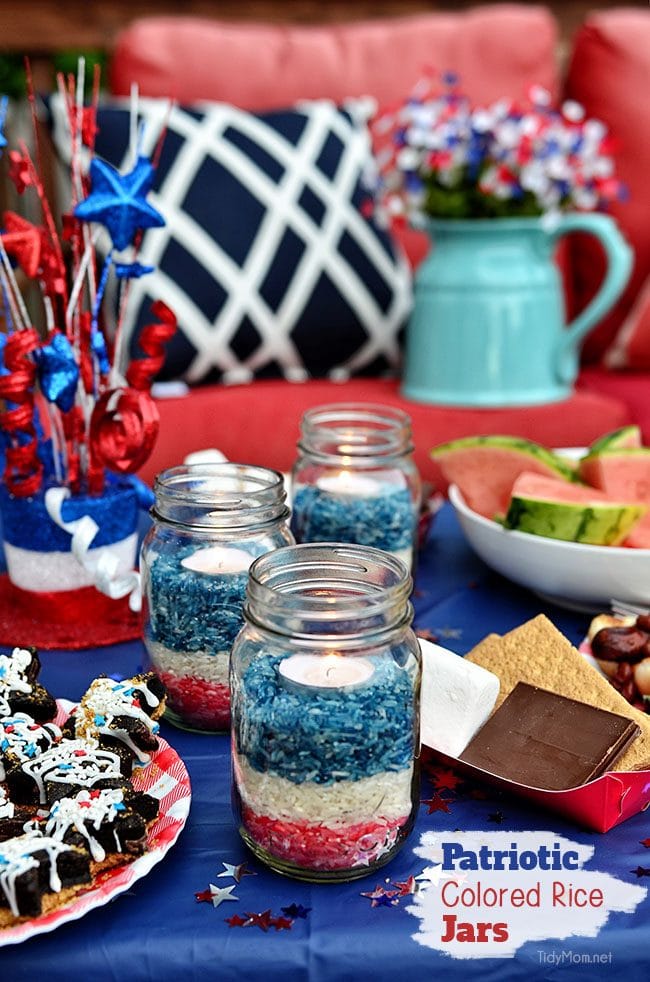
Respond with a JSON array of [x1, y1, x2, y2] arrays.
[[449, 483, 650, 613]]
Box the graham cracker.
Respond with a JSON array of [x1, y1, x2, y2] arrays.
[[465, 614, 650, 772]]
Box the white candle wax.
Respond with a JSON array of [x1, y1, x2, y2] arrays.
[[278, 653, 374, 692], [316, 471, 382, 498], [180, 546, 253, 575]]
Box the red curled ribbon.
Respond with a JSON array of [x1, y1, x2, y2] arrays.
[[0, 328, 43, 497], [89, 386, 160, 475], [125, 300, 177, 391]]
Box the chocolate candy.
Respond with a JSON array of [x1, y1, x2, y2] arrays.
[[459, 682, 641, 790], [591, 626, 650, 664]]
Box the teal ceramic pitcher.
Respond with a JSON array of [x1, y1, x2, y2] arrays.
[[401, 215, 633, 406]]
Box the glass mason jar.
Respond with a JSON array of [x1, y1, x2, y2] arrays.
[[290, 404, 422, 571], [231, 543, 421, 882], [140, 463, 293, 733]]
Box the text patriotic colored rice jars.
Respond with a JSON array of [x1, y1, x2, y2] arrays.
[[230, 543, 421, 881], [290, 404, 422, 571], [140, 463, 293, 732]]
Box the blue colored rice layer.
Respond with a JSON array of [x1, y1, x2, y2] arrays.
[[236, 654, 416, 785], [290, 484, 415, 550], [147, 544, 249, 653]]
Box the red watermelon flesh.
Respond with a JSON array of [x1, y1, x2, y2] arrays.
[[579, 450, 650, 548], [430, 436, 574, 520], [509, 472, 636, 505]]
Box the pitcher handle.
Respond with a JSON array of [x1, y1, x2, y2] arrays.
[[548, 212, 633, 384]]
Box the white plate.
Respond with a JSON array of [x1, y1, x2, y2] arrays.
[[0, 700, 192, 947], [449, 483, 650, 613]]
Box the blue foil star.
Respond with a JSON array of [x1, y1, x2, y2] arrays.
[[34, 333, 79, 413], [74, 155, 165, 251]]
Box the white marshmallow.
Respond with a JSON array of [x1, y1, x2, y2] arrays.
[[419, 638, 500, 757]]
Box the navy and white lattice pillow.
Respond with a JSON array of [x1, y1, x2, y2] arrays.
[[49, 97, 412, 385]]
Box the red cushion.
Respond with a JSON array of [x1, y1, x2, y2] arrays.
[[565, 9, 650, 363], [111, 9, 559, 109], [139, 378, 630, 486], [110, 8, 559, 282], [578, 365, 650, 442]]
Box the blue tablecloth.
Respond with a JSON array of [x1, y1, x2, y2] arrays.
[[2, 505, 649, 980]]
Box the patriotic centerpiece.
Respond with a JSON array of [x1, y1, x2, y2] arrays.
[[372, 72, 624, 221], [0, 66, 175, 647]]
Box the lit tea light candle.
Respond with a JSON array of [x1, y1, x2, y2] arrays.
[[316, 470, 383, 498], [278, 652, 374, 693], [180, 546, 253, 575]]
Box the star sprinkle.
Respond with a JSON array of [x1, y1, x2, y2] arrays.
[[74, 155, 165, 252], [216, 861, 256, 883], [422, 793, 451, 814], [631, 866, 650, 878], [488, 811, 505, 824], [373, 893, 400, 908], [360, 884, 399, 908], [281, 903, 311, 919], [640, 839, 650, 848], [392, 876, 418, 897], [245, 909, 274, 932]]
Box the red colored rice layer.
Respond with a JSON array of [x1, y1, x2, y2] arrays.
[[241, 805, 408, 870], [158, 671, 230, 731]]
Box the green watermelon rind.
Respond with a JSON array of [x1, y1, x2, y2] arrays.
[[580, 446, 650, 464], [585, 425, 643, 455], [429, 435, 577, 481], [504, 496, 646, 546]]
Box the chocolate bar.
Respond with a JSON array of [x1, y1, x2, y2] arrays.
[[459, 682, 641, 790]]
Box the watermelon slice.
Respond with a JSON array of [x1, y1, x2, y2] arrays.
[[579, 447, 650, 548], [429, 435, 575, 520], [586, 425, 643, 455], [504, 471, 646, 546]]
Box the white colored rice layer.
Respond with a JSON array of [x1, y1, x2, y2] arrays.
[[146, 638, 230, 686], [234, 753, 413, 826]]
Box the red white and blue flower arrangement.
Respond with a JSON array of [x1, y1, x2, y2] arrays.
[[0, 64, 175, 646], [371, 71, 625, 222]]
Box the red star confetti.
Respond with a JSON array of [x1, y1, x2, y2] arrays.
[[422, 793, 451, 814], [640, 839, 650, 848], [631, 866, 650, 878], [270, 916, 293, 931], [195, 888, 214, 904], [216, 861, 256, 883], [245, 909, 275, 932], [392, 876, 417, 897], [225, 914, 249, 927]]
